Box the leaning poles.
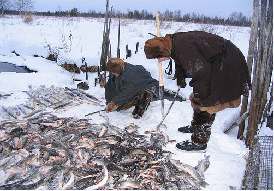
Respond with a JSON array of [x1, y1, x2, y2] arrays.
[[117, 16, 121, 58], [156, 12, 165, 117], [99, 0, 110, 87]]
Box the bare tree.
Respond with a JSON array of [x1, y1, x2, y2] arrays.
[[228, 11, 249, 25], [13, 0, 34, 13], [0, 0, 11, 14], [174, 10, 182, 21], [163, 9, 173, 21]]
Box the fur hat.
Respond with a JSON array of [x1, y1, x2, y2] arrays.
[[144, 34, 172, 59], [106, 58, 126, 74]]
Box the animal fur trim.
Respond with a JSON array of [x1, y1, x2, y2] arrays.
[[191, 125, 211, 146], [191, 94, 241, 114], [106, 101, 120, 112]]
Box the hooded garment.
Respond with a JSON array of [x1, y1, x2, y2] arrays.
[[145, 31, 251, 107], [105, 59, 159, 108]]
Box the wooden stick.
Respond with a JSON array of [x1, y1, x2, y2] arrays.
[[156, 12, 165, 117]]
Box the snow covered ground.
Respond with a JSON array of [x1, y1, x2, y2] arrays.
[[0, 15, 272, 190]]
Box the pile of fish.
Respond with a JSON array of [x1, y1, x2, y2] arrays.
[[0, 86, 210, 189], [1, 85, 103, 120], [0, 110, 210, 190]]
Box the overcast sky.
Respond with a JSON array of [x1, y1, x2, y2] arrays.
[[33, 0, 253, 18]]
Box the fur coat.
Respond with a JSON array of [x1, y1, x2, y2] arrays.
[[171, 31, 251, 107]]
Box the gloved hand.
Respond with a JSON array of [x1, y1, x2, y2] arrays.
[[189, 92, 201, 105], [105, 101, 120, 112], [176, 78, 187, 88]]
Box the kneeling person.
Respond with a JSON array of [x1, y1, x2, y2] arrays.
[[105, 58, 159, 119]]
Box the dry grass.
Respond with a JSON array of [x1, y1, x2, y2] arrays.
[[22, 13, 34, 24]]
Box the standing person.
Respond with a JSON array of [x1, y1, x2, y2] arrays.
[[144, 31, 251, 151], [104, 57, 159, 119]]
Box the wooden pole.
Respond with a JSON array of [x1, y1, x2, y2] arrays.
[[246, 0, 273, 147], [117, 16, 121, 58], [156, 12, 165, 117], [237, 0, 259, 139]]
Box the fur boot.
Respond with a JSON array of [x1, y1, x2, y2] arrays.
[[178, 108, 215, 133], [191, 109, 215, 146], [119, 90, 154, 119], [132, 90, 154, 119]]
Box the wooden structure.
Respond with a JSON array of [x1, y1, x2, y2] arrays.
[[238, 0, 273, 147]]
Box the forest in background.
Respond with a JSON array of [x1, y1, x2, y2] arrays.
[[2, 9, 252, 27], [1, 0, 251, 27]]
